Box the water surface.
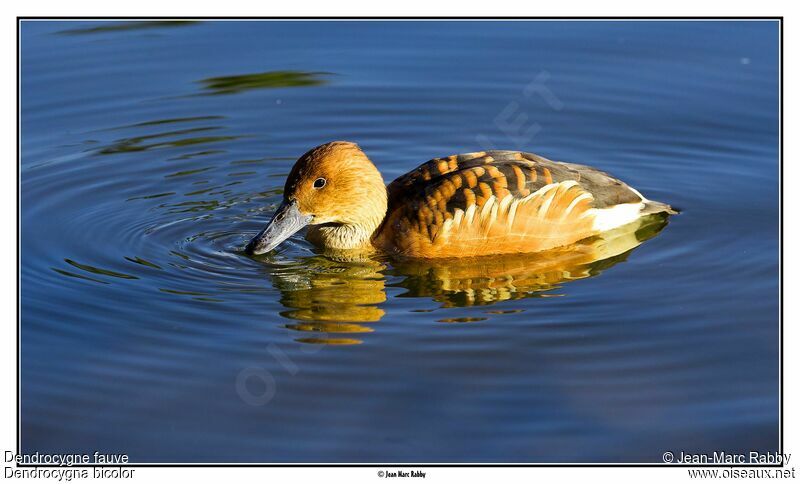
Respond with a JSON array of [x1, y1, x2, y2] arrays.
[[20, 20, 779, 463]]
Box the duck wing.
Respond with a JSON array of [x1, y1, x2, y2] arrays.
[[374, 150, 656, 258]]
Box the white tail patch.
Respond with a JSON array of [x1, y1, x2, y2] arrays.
[[590, 202, 645, 232]]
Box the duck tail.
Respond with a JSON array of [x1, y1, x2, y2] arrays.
[[641, 200, 680, 216]]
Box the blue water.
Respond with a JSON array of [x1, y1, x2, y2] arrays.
[[20, 20, 779, 463]]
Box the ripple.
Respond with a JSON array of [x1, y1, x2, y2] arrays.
[[437, 317, 488, 324], [98, 128, 241, 155], [197, 71, 331, 95], [62, 259, 138, 279], [21, 19, 779, 463]]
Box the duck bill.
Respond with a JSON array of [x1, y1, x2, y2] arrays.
[[245, 200, 312, 255]]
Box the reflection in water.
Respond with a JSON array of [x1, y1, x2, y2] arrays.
[[57, 21, 199, 36], [198, 71, 329, 95], [261, 214, 670, 344], [263, 258, 387, 345], [123, 256, 163, 270], [392, 214, 668, 307], [125, 116, 224, 128], [437, 317, 488, 323], [168, 149, 226, 161], [58, 258, 139, 280], [99, 127, 240, 155]]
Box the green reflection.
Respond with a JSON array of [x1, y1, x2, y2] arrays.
[[124, 256, 162, 270], [437, 317, 488, 323], [60, 259, 139, 281], [161, 200, 221, 213], [198, 71, 329, 95], [159, 288, 208, 296], [127, 116, 224, 128], [170, 250, 190, 261], [168, 150, 226, 161], [51, 268, 109, 285], [99, 126, 240, 155], [57, 21, 199, 36], [165, 167, 214, 178], [127, 192, 175, 201], [184, 187, 215, 196], [158, 287, 223, 303]]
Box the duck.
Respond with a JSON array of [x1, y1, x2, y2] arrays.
[[245, 141, 676, 258]]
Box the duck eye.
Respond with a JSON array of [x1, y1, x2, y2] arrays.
[[313, 178, 326, 189]]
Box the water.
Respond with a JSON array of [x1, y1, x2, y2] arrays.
[[20, 20, 779, 463]]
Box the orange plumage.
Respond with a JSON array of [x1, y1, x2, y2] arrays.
[[245, 141, 676, 258]]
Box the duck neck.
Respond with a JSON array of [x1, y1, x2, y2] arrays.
[[307, 222, 377, 251], [306, 188, 388, 251]]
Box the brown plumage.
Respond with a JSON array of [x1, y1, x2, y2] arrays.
[[245, 141, 676, 258]]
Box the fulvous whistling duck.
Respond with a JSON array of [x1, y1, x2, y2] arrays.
[[245, 141, 676, 258]]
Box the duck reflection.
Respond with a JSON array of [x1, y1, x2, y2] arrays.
[[392, 213, 669, 307], [265, 257, 387, 344], [261, 214, 669, 344]]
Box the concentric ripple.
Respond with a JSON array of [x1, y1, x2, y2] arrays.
[[20, 20, 778, 463]]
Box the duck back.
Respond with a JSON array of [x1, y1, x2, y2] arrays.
[[372, 150, 672, 258]]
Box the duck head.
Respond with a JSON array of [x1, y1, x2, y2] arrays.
[[245, 141, 388, 255]]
